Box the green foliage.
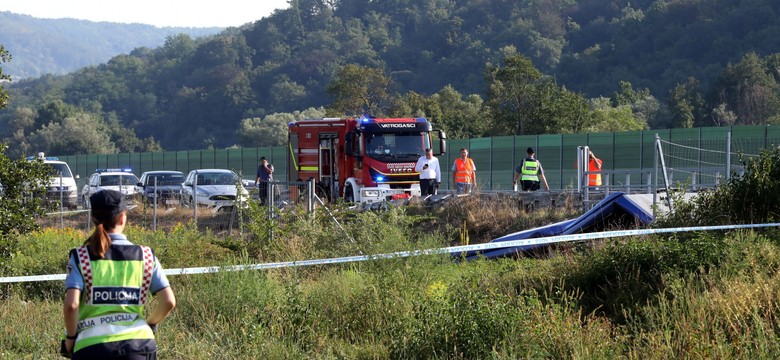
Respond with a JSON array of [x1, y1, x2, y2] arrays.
[[0, 44, 10, 108], [485, 52, 544, 135], [0, 144, 51, 236], [388, 269, 527, 359], [486, 52, 593, 135], [0, 227, 84, 299], [610, 81, 660, 126], [389, 86, 488, 139], [29, 112, 118, 155], [711, 52, 780, 126], [0, 12, 220, 79], [6, 199, 780, 357], [668, 77, 706, 128], [588, 98, 647, 132], [658, 146, 780, 227], [8, 0, 780, 153], [326, 64, 393, 116], [564, 232, 731, 323], [236, 107, 327, 147]]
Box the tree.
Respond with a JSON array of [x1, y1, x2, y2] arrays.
[[0, 45, 10, 109], [588, 97, 647, 132], [268, 74, 308, 112], [0, 47, 53, 236], [485, 51, 593, 135], [326, 64, 392, 116], [669, 77, 705, 128], [712, 52, 780, 125], [0, 143, 51, 236], [29, 113, 117, 155], [610, 81, 660, 128], [711, 103, 737, 126], [485, 52, 543, 135], [429, 86, 488, 139], [236, 107, 327, 147]]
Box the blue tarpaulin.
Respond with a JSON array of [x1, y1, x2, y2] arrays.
[[464, 192, 655, 260]]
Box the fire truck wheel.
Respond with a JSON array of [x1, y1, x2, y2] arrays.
[[344, 184, 355, 203]]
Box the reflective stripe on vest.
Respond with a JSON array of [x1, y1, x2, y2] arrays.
[[520, 159, 539, 181], [72, 245, 156, 354], [454, 158, 475, 183]]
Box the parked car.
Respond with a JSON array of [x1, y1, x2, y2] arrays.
[[181, 169, 249, 210], [136, 171, 185, 206], [81, 168, 139, 208], [29, 154, 80, 210]]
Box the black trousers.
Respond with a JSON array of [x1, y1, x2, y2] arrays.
[[420, 178, 438, 196], [257, 182, 269, 205], [74, 352, 156, 360], [521, 180, 540, 191]]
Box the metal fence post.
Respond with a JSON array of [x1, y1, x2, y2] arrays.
[[726, 131, 732, 182], [193, 171, 198, 228], [152, 176, 158, 231], [59, 173, 64, 229], [309, 178, 315, 215]]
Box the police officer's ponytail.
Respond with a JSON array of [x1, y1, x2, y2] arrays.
[[86, 219, 116, 259], [86, 190, 127, 258]]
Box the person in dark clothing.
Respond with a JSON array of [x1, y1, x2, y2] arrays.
[[255, 157, 274, 205]]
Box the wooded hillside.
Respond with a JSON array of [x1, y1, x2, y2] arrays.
[[0, 11, 222, 79], [2, 0, 779, 156]]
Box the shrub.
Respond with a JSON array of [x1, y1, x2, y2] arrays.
[[563, 232, 731, 323]]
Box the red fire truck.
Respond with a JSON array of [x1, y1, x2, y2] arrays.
[[288, 116, 446, 204]]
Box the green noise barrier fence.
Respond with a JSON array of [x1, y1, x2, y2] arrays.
[[59, 125, 780, 192]]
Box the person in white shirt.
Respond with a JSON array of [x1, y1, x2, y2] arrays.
[[415, 148, 441, 196]]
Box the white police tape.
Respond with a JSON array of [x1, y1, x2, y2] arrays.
[[3, 222, 779, 284]]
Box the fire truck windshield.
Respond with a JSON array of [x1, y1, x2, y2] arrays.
[[366, 132, 430, 160]]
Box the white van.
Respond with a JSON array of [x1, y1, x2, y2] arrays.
[[33, 153, 80, 210]]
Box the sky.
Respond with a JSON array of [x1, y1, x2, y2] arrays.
[[1, 0, 290, 28]]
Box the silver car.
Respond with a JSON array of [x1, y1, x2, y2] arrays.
[[81, 169, 139, 209], [181, 169, 249, 210]]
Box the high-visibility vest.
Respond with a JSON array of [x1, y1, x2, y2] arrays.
[[520, 158, 539, 181], [453, 158, 475, 183], [588, 158, 602, 186], [70, 245, 157, 356]]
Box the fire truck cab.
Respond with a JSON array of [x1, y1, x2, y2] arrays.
[[288, 116, 446, 204]]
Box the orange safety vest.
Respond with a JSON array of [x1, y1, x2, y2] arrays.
[[454, 158, 475, 183], [588, 158, 602, 186]]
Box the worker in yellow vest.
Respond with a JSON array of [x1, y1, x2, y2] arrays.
[[62, 190, 176, 358], [452, 148, 477, 194]]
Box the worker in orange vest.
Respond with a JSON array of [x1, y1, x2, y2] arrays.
[[452, 148, 477, 194], [587, 150, 603, 187]]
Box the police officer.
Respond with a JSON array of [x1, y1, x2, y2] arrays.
[[63, 190, 175, 359], [513, 147, 550, 191]]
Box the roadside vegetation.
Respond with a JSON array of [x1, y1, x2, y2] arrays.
[[2, 149, 780, 359]]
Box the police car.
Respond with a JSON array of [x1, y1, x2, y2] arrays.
[[27, 153, 80, 210], [81, 168, 139, 209]]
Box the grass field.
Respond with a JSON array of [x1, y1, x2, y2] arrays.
[[3, 191, 780, 359]]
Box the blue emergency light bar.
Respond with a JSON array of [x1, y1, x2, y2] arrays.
[[26, 156, 60, 161], [94, 168, 133, 173]]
